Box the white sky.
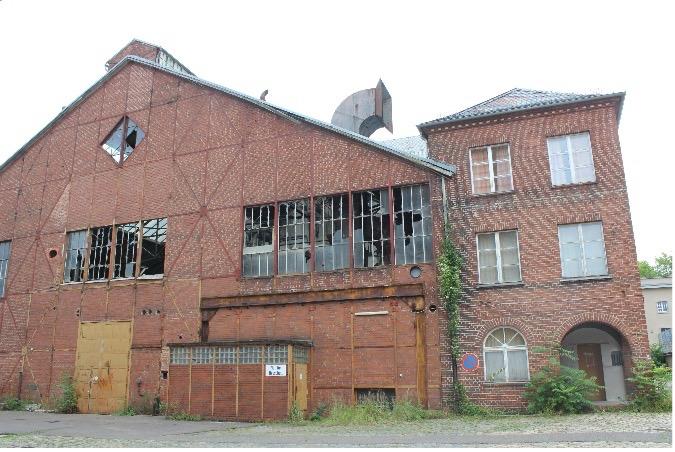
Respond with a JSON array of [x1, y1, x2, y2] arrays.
[[0, 0, 672, 262]]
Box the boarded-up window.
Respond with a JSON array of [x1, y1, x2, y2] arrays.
[[64, 231, 87, 283], [278, 200, 310, 275], [140, 218, 167, 276], [265, 345, 288, 364], [314, 194, 349, 271], [238, 345, 262, 364], [88, 226, 112, 280], [0, 241, 11, 297], [393, 185, 432, 264], [353, 189, 391, 268], [114, 223, 139, 278], [243, 206, 274, 277]]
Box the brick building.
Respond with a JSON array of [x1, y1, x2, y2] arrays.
[[0, 40, 648, 418]]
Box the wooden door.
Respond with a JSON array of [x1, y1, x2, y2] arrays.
[[577, 343, 606, 401], [293, 363, 308, 413], [75, 321, 132, 413]]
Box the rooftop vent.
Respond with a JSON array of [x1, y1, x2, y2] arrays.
[[331, 80, 393, 137]]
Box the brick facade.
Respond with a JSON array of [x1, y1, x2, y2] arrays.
[[0, 42, 648, 417]]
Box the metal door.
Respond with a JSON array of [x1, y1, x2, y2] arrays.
[[74, 321, 132, 413]]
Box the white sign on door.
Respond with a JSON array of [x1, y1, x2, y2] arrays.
[[265, 364, 287, 376]]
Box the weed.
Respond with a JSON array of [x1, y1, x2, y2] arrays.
[[288, 401, 303, 423], [115, 405, 137, 416], [322, 399, 446, 425], [55, 374, 78, 414], [627, 361, 672, 412], [1, 397, 26, 411], [167, 411, 202, 421]]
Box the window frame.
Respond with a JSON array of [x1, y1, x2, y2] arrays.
[[546, 131, 596, 187], [476, 230, 522, 285], [100, 116, 145, 166], [63, 218, 167, 284], [242, 204, 275, 278], [557, 221, 608, 279], [469, 143, 514, 195], [0, 241, 11, 298], [483, 327, 530, 383], [656, 300, 669, 314], [393, 184, 433, 265]]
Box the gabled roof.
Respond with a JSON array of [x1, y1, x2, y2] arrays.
[[1, 55, 454, 178], [418, 88, 625, 133]]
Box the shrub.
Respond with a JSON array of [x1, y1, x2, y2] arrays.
[[650, 344, 667, 368], [288, 401, 304, 423], [524, 357, 601, 414], [115, 405, 137, 416], [1, 397, 26, 411], [627, 360, 672, 412], [55, 374, 78, 414], [309, 402, 329, 421]]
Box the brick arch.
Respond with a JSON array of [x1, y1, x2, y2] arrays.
[[473, 317, 536, 347], [554, 312, 635, 354]]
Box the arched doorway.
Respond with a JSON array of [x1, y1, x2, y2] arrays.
[[561, 322, 629, 402]]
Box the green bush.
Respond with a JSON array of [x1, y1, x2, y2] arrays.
[[1, 397, 26, 411], [115, 405, 137, 416], [650, 344, 667, 368], [627, 361, 672, 412], [55, 374, 78, 414], [524, 358, 601, 414], [288, 401, 304, 423], [309, 402, 329, 421]]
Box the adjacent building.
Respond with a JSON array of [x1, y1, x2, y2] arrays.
[[641, 278, 672, 365], [0, 40, 649, 418]]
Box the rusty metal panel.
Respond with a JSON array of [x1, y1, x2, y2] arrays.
[[74, 321, 132, 414]]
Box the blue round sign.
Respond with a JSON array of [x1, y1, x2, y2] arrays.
[[461, 353, 479, 371]]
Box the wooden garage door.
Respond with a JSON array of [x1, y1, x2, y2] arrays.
[[75, 321, 132, 413]]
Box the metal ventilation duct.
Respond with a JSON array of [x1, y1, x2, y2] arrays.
[[331, 80, 393, 137]]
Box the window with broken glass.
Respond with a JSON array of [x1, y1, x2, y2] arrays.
[[0, 241, 11, 298], [243, 205, 274, 277], [278, 200, 310, 275], [114, 223, 138, 278], [64, 230, 87, 283], [393, 185, 432, 264], [140, 218, 167, 276], [88, 226, 113, 280], [101, 116, 145, 164], [314, 194, 349, 271], [353, 189, 391, 268]]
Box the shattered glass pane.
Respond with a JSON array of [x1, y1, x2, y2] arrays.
[[114, 223, 139, 278], [88, 226, 112, 280], [353, 189, 390, 268], [393, 185, 431, 264], [140, 218, 167, 276], [101, 117, 145, 163]]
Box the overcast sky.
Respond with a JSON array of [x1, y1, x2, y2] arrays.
[[0, 0, 672, 263]]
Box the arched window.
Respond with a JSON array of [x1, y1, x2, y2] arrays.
[[483, 327, 529, 382]]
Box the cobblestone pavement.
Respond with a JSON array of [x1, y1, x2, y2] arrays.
[[0, 411, 671, 447]]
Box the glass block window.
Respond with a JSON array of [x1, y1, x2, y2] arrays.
[[0, 241, 11, 298], [483, 327, 529, 382], [353, 189, 391, 268], [64, 231, 87, 283], [477, 230, 521, 284], [114, 223, 138, 278], [265, 345, 288, 364], [101, 117, 145, 164], [278, 200, 310, 275], [547, 132, 595, 186], [140, 218, 167, 276], [470, 144, 513, 194], [238, 345, 262, 364], [293, 346, 309, 364], [214, 346, 236, 364], [393, 185, 432, 264], [191, 347, 212, 364], [314, 194, 349, 271], [88, 226, 112, 281], [243, 206, 274, 277], [170, 347, 190, 365], [558, 222, 608, 278]]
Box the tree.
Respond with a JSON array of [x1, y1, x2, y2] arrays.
[[638, 253, 672, 278]]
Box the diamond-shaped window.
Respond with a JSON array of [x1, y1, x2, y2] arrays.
[[101, 117, 145, 164]]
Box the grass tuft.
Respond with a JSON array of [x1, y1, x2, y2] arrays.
[[321, 399, 445, 425]]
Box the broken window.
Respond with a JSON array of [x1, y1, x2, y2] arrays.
[[243, 205, 274, 277], [314, 194, 349, 271], [140, 218, 167, 276], [394, 185, 432, 264], [0, 241, 11, 297], [64, 231, 87, 283], [352, 189, 391, 268], [278, 200, 310, 274], [114, 223, 139, 278], [88, 226, 112, 280], [101, 117, 145, 164]]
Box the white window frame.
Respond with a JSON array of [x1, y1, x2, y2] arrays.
[[476, 230, 522, 285], [557, 222, 608, 278], [546, 132, 596, 186], [657, 300, 669, 314], [469, 143, 513, 194], [483, 327, 530, 383]]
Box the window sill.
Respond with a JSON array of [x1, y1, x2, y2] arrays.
[[551, 180, 597, 190], [471, 190, 515, 198], [476, 281, 524, 290], [138, 274, 164, 280], [560, 275, 612, 283], [482, 381, 529, 386]]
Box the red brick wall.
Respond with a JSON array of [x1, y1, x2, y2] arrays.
[[425, 101, 649, 409], [0, 59, 444, 416]]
